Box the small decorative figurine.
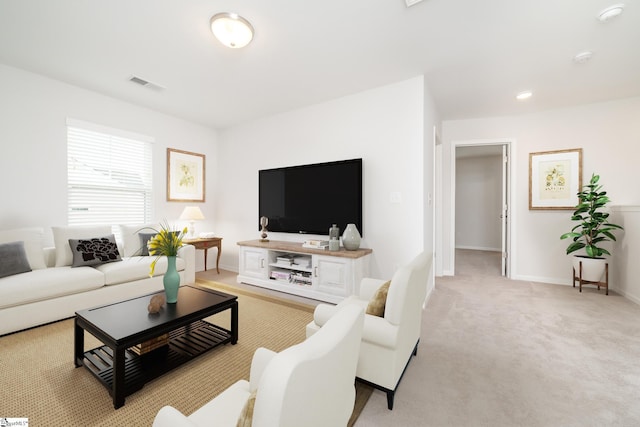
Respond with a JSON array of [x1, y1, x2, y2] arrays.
[[148, 294, 166, 313], [260, 216, 269, 242]]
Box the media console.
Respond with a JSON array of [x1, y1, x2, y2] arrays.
[[237, 240, 372, 303]]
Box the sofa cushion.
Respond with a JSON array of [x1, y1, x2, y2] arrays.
[[53, 225, 113, 267], [119, 223, 160, 257], [69, 235, 122, 267], [95, 256, 185, 285], [366, 280, 391, 317], [0, 266, 105, 309], [0, 241, 32, 279], [0, 228, 46, 270]]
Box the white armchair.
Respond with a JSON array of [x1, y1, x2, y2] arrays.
[[153, 304, 365, 427], [306, 251, 432, 410]]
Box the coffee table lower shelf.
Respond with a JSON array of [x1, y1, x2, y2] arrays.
[[82, 320, 231, 397]]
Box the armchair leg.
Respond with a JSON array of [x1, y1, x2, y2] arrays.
[[356, 339, 420, 411], [386, 390, 395, 410]]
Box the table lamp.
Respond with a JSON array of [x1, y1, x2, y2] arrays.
[[180, 206, 205, 238]]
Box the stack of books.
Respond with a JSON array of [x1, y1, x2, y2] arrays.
[[270, 270, 291, 281], [276, 255, 294, 266], [302, 239, 329, 249], [290, 271, 312, 286], [130, 333, 169, 355]]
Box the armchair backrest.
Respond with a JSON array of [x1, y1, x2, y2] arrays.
[[384, 251, 432, 326], [254, 304, 365, 427]]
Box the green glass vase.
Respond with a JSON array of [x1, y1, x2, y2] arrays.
[[163, 256, 180, 303]]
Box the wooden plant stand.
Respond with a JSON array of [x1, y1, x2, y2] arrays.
[[573, 261, 608, 295]]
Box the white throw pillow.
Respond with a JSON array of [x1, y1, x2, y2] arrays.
[[52, 225, 112, 267], [118, 223, 160, 257], [0, 227, 46, 270]]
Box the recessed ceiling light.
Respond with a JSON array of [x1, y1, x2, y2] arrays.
[[573, 51, 594, 64], [597, 4, 625, 22], [516, 91, 533, 100], [210, 12, 254, 48]]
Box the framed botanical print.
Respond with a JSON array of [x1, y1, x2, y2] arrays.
[[529, 148, 582, 210], [167, 148, 205, 202]]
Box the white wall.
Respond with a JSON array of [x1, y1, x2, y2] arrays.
[[422, 82, 439, 295], [610, 206, 640, 303], [441, 97, 640, 285], [455, 154, 502, 251], [216, 76, 428, 279], [0, 64, 218, 270]]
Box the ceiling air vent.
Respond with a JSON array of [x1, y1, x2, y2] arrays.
[[128, 75, 165, 91]]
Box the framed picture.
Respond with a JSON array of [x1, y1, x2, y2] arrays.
[[529, 148, 582, 210], [167, 148, 205, 202]]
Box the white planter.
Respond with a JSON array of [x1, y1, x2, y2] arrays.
[[572, 256, 607, 282]]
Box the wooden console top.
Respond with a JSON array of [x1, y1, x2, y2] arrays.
[[237, 239, 372, 259]]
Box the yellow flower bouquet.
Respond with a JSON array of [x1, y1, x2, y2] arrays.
[[147, 221, 188, 277]]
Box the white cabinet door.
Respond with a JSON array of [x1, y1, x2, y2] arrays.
[[240, 247, 269, 280], [314, 255, 352, 297]]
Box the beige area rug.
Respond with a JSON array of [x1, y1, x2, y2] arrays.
[[0, 280, 371, 426]]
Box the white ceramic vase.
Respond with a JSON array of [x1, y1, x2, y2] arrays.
[[342, 223, 361, 251], [572, 256, 607, 282]]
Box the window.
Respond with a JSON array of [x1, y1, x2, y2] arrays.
[[67, 119, 153, 228]]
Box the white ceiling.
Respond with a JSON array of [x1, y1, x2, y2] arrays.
[[0, 0, 638, 129]]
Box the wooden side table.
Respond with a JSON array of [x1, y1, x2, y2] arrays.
[[184, 237, 222, 273]]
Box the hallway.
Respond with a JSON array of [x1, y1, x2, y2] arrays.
[[455, 248, 502, 277]]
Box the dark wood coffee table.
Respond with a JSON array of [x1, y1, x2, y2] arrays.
[[74, 285, 238, 409]]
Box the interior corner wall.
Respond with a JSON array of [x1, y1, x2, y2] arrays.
[[441, 97, 640, 286], [0, 64, 218, 271], [422, 81, 439, 295], [216, 76, 427, 279]]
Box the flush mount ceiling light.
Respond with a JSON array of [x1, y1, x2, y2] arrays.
[[597, 4, 625, 22], [516, 91, 533, 100], [210, 12, 254, 48]]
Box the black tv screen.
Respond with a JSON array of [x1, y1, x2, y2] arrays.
[[259, 158, 363, 236]]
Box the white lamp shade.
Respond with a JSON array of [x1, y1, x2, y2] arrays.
[[210, 13, 254, 48], [180, 206, 205, 221]]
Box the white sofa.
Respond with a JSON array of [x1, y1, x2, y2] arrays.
[[306, 251, 432, 410], [0, 225, 195, 336], [153, 304, 365, 427]]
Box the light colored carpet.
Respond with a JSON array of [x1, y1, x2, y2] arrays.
[[0, 281, 370, 426], [355, 256, 640, 426]]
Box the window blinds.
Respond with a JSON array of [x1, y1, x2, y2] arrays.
[[67, 119, 153, 227]]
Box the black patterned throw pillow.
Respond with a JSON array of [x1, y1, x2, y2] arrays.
[[69, 235, 122, 267]]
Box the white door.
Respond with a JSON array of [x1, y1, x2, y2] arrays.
[[501, 145, 508, 276]]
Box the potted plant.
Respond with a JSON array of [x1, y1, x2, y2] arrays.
[[560, 173, 623, 282]]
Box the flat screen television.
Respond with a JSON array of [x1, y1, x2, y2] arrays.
[[259, 158, 363, 236]]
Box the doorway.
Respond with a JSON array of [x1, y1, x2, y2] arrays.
[[451, 141, 512, 277]]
